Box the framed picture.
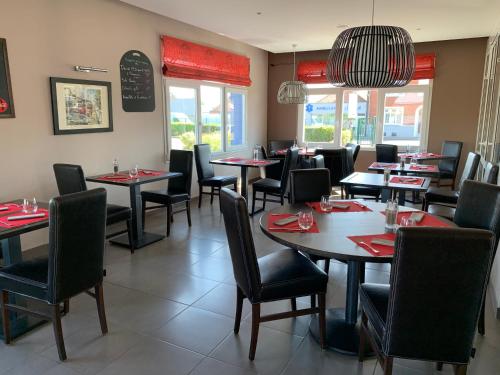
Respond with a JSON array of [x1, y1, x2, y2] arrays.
[[50, 77, 113, 135], [0, 38, 15, 118]]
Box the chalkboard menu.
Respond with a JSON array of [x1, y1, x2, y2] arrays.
[[0, 38, 15, 118], [120, 50, 155, 112]]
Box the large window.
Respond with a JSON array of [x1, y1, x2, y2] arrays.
[[298, 80, 431, 149], [165, 79, 247, 153]]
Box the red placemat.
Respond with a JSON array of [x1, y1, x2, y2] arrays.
[[348, 233, 396, 256], [0, 203, 23, 215], [400, 152, 442, 159], [370, 162, 399, 169], [396, 211, 450, 227], [97, 174, 133, 182], [138, 169, 162, 176], [244, 160, 270, 166], [220, 157, 245, 162], [408, 165, 438, 172], [306, 201, 372, 213], [267, 214, 319, 233], [0, 209, 49, 228], [390, 176, 424, 186]]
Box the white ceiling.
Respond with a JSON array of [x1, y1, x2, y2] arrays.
[[121, 0, 500, 53]]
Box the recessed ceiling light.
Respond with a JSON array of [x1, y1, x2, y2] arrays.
[[416, 27, 422, 31], [256, 11, 262, 15]]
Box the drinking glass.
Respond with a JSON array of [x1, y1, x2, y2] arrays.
[[383, 168, 391, 184], [320, 195, 332, 212], [400, 215, 416, 227], [298, 209, 314, 230], [410, 157, 417, 166], [31, 197, 38, 213], [113, 158, 119, 175], [129, 165, 139, 178], [22, 198, 30, 213], [384, 199, 399, 232]]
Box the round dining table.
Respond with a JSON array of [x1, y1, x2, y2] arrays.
[[259, 200, 451, 355]]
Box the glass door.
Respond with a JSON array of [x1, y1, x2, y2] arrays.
[[300, 91, 340, 146], [168, 86, 198, 151]]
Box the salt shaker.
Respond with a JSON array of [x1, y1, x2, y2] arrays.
[[383, 167, 391, 184], [385, 199, 398, 232], [113, 158, 119, 174]]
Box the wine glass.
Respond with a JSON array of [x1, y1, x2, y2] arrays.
[[320, 195, 332, 212], [31, 197, 38, 213], [22, 198, 30, 213], [129, 165, 139, 178], [298, 209, 314, 230]]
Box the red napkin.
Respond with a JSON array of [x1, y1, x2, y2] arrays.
[[98, 174, 133, 182], [138, 169, 162, 176], [370, 162, 399, 169], [221, 157, 245, 162], [306, 201, 372, 213], [348, 233, 396, 256], [244, 160, 270, 166], [390, 176, 424, 186], [0, 203, 23, 215], [0, 209, 49, 228], [267, 214, 319, 233], [395, 211, 451, 228], [409, 165, 438, 172]]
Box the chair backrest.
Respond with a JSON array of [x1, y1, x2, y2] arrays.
[[384, 227, 494, 363], [345, 143, 361, 163], [454, 180, 500, 250], [269, 140, 294, 154], [220, 188, 261, 302], [47, 189, 107, 304], [290, 169, 331, 203], [311, 154, 325, 168], [375, 144, 398, 163], [314, 148, 347, 186], [168, 149, 193, 195], [482, 162, 499, 184], [458, 152, 481, 190], [194, 144, 215, 181], [53, 164, 87, 195], [344, 147, 355, 175], [438, 141, 463, 176], [279, 148, 299, 193], [260, 145, 268, 160]]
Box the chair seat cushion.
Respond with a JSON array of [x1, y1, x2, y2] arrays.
[[253, 178, 281, 193], [141, 190, 189, 205], [347, 185, 381, 198], [427, 205, 455, 220], [359, 283, 390, 342], [0, 257, 48, 300], [257, 249, 328, 302], [201, 176, 237, 187], [106, 204, 131, 226], [424, 187, 459, 204]]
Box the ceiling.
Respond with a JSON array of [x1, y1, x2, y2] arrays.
[[121, 0, 500, 53]]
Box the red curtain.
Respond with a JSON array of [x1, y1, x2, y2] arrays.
[[162, 35, 251, 86], [297, 53, 436, 83]]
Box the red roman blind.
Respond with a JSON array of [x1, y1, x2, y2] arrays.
[[297, 53, 436, 83], [162, 35, 251, 87]]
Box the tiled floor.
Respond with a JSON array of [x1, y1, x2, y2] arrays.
[[2, 197, 500, 374]]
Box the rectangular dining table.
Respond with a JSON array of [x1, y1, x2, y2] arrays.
[[340, 172, 432, 206], [367, 162, 441, 176], [86, 170, 181, 249], [0, 200, 50, 339]]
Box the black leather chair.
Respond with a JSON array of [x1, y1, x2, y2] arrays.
[[141, 150, 193, 237], [343, 147, 381, 201], [268, 140, 294, 155], [310, 154, 325, 168], [482, 161, 500, 184], [359, 227, 495, 375], [251, 148, 299, 215], [313, 149, 345, 187], [259, 145, 284, 181], [53, 163, 133, 251], [0, 189, 109, 361], [220, 188, 327, 360], [454, 180, 500, 336], [436, 141, 463, 188], [375, 144, 398, 163], [345, 142, 361, 163], [422, 152, 481, 212], [193, 144, 237, 208], [290, 168, 331, 204]]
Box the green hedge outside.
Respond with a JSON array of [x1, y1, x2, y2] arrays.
[[171, 122, 221, 137], [304, 126, 363, 145]]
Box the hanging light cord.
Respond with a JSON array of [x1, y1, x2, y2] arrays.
[[292, 44, 297, 80], [371, 0, 375, 26]]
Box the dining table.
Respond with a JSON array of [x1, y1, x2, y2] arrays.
[[273, 147, 316, 157], [398, 152, 455, 163], [259, 200, 452, 355], [0, 200, 50, 339], [367, 161, 440, 177], [86, 169, 182, 249]]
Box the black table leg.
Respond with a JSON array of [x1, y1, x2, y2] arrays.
[[310, 260, 372, 355], [240, 166, 249, 200], [110, 184, 165, 249], [397, 189, 407, 206]]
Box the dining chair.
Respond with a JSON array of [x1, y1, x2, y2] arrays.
[[0, 189, 109, 361], [313, 148, 345, 187], [268, 140, 294, 155], [375, 144, 398, 163], [436, 140, 463, 188], [422, 152, 481, 212], [53, 163, 133, 251], [141, 150, 193, 237], [259, 144, 284, 180], [454, 180, 500, 336], [345, 142, 361, 163], [311, 154, 325, 168], [343, 147, 381, 201], [251, 147, 299, 215], [193, 144, 238, 208], [359, 227, 495, 375], [220, 188, 327, 360]]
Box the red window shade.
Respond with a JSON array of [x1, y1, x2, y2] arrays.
[[297, 53, 436, 83], [162, 35, 251, 87]]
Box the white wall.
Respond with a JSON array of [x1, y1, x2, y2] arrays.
[[0, 0, 268, 249]]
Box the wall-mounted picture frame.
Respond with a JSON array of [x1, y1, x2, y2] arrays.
[[50, 77, 113, 135], [0, 38, 15, 118]]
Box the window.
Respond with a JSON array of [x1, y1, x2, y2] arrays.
[[165, 79, 247, 153], [298, 80, 431, 149]]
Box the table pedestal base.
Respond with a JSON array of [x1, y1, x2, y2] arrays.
[[309, 308, 373, 356], [110, 232, 164, 250]]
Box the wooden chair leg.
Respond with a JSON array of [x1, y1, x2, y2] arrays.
[[51, 304, 67, 361], [95, 282, 108, 335], [63, 299, 70, 315], [291, 298, 297, 311], [126, 219, 134, 253], [198, 184, 203, 208], [234, 182, 238, 192], [436, 362, 444, 371], [249, 304, 260, 361], [310, 295, 316, 308], [383, 357, 393, 375], [210, 187, 215, 205], [251, 190, 257, 215], [280, 194, 284, 205], [454, 364, 468, 375], [359, 311, 368, 362], [318, 292, 326, 349], [1, 290, 11, 344], [262, 193, 267, 211], [324, 259, 330, 275], [478, 299, 485, 335], [234, 287, 244, 334], [359, 262, 365, 284], [166, 203, 172, 237], [186, 200, 192, 227]]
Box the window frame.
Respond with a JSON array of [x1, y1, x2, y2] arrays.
[[225, 87, 248, 152]]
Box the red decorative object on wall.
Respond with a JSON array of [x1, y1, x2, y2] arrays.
[[162, 35, 251, 87], [297, 53, 436, 84]]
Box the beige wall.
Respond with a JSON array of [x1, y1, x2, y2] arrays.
[[0, 0, 268, 249], [268, 38, 487, 174]]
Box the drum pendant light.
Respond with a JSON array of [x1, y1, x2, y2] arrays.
[[277, 45, 308, 104], [327, 0, 415, 88]]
